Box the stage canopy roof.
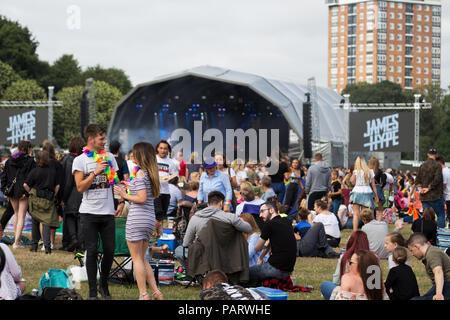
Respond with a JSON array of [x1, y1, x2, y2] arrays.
[[108, 65, 348, 145]]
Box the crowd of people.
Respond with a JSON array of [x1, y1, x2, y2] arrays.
[[0, 124, 449, 301]]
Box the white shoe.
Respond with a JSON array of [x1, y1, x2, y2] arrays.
[[51, 244, 55, 250], [41, 245, 45, 251], [12, 244, 24, 249]]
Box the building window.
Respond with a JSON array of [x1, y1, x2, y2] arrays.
[[397, 66, 402, 73], [417, 67, 421, 74], [397, 13, 402, 19], [389, 23, 395, 30], [389, 66, 394, 72], [397, 56, 402, 62], [397, 34, 402, 41], [417, 15, 422, 22], [389, 34, 394, 40], [416, 46, 422, 53], [417, 25, 422, 32], [389, 55, 394, 62], [397, 77, 402, 84], [416, 36, 422, 42], [416, 57, 421, 63], [397, 45, 402, 52]]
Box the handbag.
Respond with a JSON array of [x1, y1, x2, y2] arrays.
[[38, 268, 74, 295], [4, 175, 17, 197]]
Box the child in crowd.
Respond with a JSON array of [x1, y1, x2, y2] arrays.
[[384, 246, 420, 300], [294, 207, 312, 239], [384, 232, 409, 269]]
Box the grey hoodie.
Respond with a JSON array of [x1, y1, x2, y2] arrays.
[[182, 206, 252, 247], [305, 161, 331, 194]]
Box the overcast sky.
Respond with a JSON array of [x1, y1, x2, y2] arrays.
[[2, 0, 449, 91]]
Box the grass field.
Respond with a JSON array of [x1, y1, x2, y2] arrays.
[[1, 209, 432, 300]]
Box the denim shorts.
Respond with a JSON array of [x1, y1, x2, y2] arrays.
[[350, 191, 375, 209]]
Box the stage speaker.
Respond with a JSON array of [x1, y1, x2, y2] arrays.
[[303, 100, 312, 159]]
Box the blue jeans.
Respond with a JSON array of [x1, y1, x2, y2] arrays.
[[320, 281, 337, 300], [422, 198, 446, 228], [271, 182, 286, 204], [329, 199, 343, 230], [410, 281, 450, 300], [249, 261, 291, 284]]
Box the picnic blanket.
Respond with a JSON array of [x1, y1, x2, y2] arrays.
[[261, 277, 312, 293]]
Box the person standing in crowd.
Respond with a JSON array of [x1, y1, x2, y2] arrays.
[[109, 140, 130, 182], [328, 170, 343, 227], [114, 142, 163, 300], [305, 153, 331, 211], [72, 124, 124, 300], [0, 243, 26, 300], [245, 161, 259, 186], [384, 246, 420, 301], [175, 151, 187, 179], [341, 164, 354, 207], [186, 152, 202, 182], [127, 150, 137, 173], [260, 176, 276, 201], [408, 232, 450, 300], [0, 140, 35, 249], [198, 158, 233, 212], [61, 136, 86, 252], [231, 158, 247, 186], [350, 157, 378, 231], [24, 151, 60, 254], [215, 154, 238, 188], [42, 141, 64, 250], [415, 147, 446, 228], [266, 151, 289, 204], [436, 155, 450, 227], [411, 207, 437, 246], [320, 230, 370, 300], [369, 157, 387, 221], [284, 159, 304, 214], [249, 202, 297, 284], [154, 140, 177, 232]]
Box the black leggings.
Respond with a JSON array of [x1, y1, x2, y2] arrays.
[[31, 218, 51, 248], [307, 191, 328, 211], [284, 183, 300, 210], [1, 201, 14, 230], [81, 213, 115, 297]]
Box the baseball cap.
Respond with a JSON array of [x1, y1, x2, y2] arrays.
[[428, 147, 437, 155], [203, 157, 217, 169]]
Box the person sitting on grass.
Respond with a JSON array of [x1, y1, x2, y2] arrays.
[[330, 250, 388, 300], [408, 232, 450, 300], [384, 232, 409, 269], [293, 207, 311, 239], [320, 230, 370, 300], [384, 246, 420, 301], [200, 269, 268, 300], [0, 243, 26, 300], [360, 208, 404, 259], [312, 198, 341, 248], [411, 207, 437, 246], [239, 213, 269, 267]]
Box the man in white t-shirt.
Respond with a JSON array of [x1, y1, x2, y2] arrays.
[[436, 156, 450, 226], [72, 124, 123, 300], [155, 140, 176, 230]]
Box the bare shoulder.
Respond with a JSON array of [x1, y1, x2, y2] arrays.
[[136, 169, 146, 178]]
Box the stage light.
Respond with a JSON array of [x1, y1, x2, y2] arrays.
[[230, 95, 234, 99], [202, 96, 206, 100], [174, 112, 177, 116], [154, 112, 157, 116], [175, 96, 179, 99]]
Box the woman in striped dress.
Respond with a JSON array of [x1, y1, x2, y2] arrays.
[[114, 142, 163, 300]]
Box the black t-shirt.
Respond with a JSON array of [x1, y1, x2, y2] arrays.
[[268, 161, 289, 183], [260, 215, 297, 272], [331, 181, 342, 201], [384, 264, 420, 300], [412, 218, 437, 246], [25, 167, 59, 193]]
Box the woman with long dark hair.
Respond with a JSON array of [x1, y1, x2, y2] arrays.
[[320, 230, 370, 299], [114, 142, 163, 300], [330, 250, 387, 300], [0, 140, 35, 249]]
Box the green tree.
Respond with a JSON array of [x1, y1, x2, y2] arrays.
[[0, 60, 22, 96], [54, 81, 123, 147], [40, 54, 82, 93], [0, 15, 41, 79], [1, 79, 47, 101], [81, 65, 133, 94], [342, 81, 410, 104]]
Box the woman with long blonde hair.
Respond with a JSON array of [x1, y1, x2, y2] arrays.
[[350, 157, 378, 231], [114, 142, 163, 300], [231, 158, 247, 186]]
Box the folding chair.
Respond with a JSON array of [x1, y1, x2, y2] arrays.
[[97, 217, 134, 287]]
